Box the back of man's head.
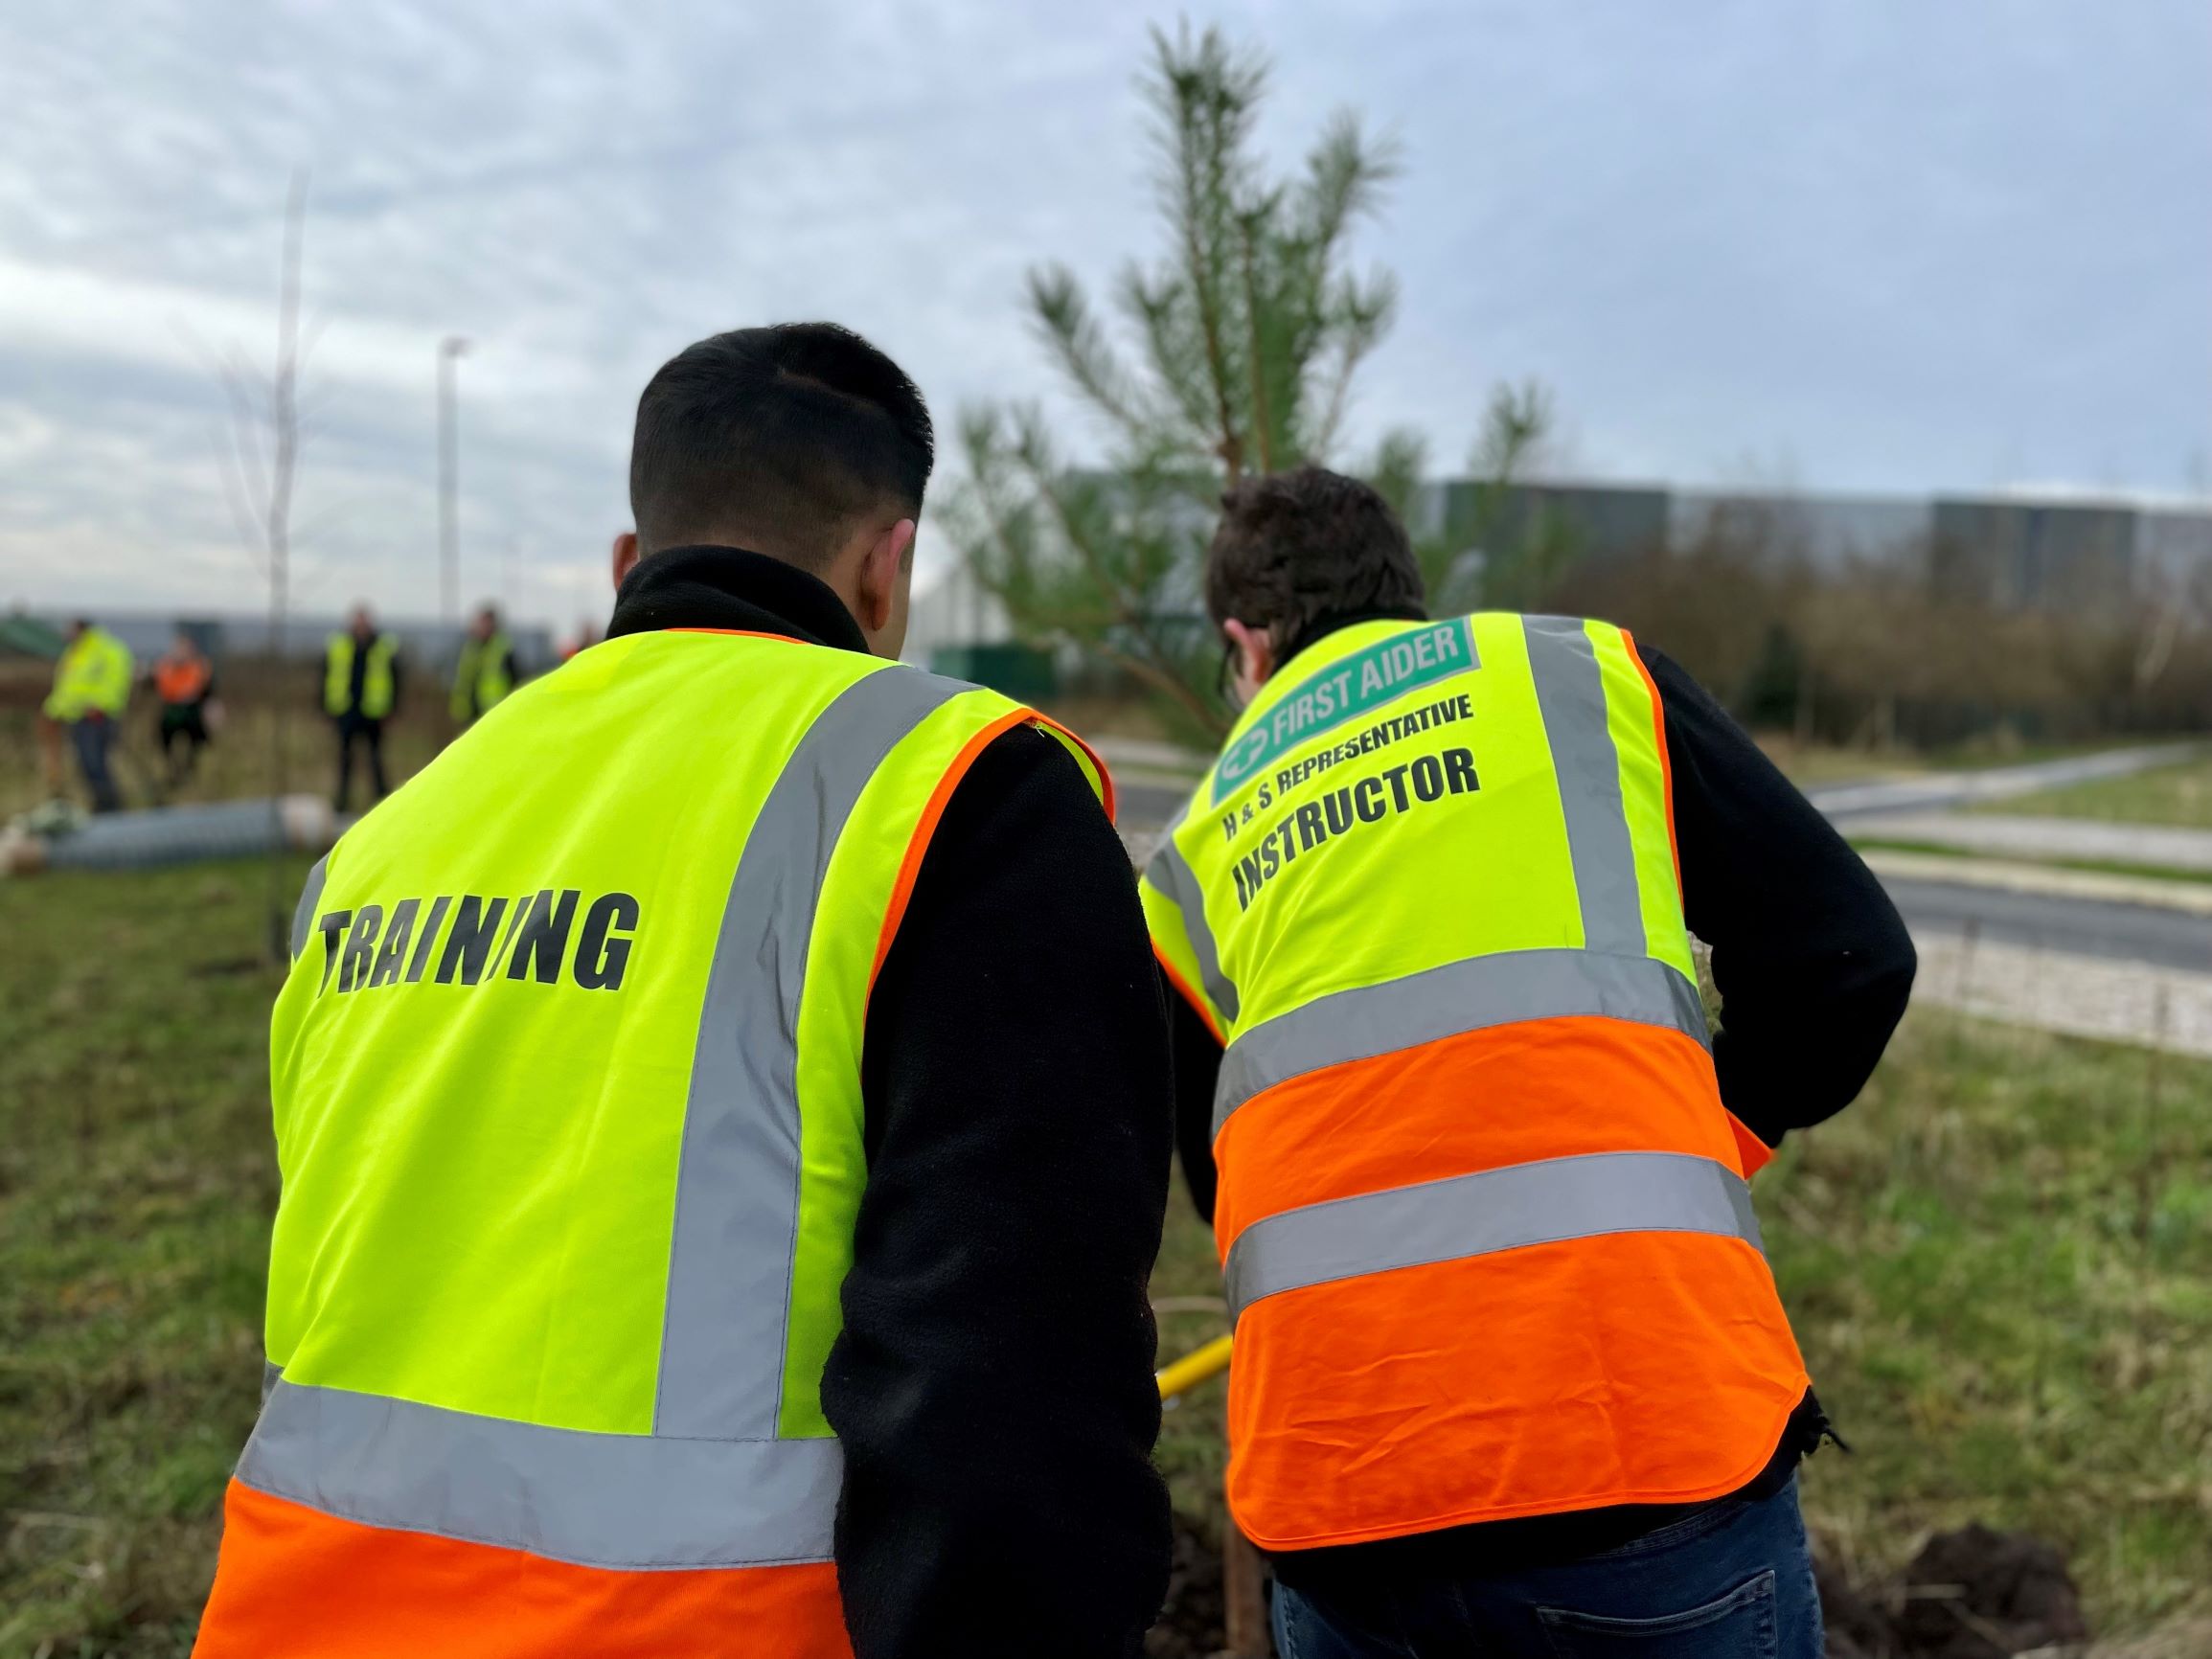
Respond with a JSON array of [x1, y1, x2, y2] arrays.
[[1206, 466, 1425, 650], [628, 323, 934, 571]]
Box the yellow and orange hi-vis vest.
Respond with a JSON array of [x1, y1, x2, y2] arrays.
[[194, 627, 1109, 1658], [1140, 613, 1806, 1553]]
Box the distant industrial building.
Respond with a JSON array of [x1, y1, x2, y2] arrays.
[[907, 481, 2212, 667], [1434, 481, 2212, 618]]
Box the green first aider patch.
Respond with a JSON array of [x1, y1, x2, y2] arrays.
[[1212, 618, 1477, 805]]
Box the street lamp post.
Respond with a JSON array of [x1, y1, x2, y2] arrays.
[[437, 335, 470, 625]]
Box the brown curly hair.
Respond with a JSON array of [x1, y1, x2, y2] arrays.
[[1204, 466, 1426, 655]]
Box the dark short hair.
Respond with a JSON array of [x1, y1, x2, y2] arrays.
[[629, 323, 934, 568], [1205, 466, 1425, 648]]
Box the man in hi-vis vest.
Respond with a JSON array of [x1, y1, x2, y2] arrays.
[[196, 324, 1174, 1659], [1141, 467, 1915, 1659], [450, 602, 519, 727], [322, 604, 401, 810]]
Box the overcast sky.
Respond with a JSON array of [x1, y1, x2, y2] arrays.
[[2, 0, 2206, 627]]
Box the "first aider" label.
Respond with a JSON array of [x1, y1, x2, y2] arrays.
[[1212, 620, 1476, 805]]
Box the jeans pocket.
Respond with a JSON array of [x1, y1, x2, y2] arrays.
[[1537, 1568, 1776, 1659]]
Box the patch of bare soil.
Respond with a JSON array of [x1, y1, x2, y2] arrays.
[[1145, 1512, 1229, 1658], [1827, 1526, 2090, 1659]]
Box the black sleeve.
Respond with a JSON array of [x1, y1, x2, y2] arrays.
[[1164, 979, 1223, 1226], [387, 650, 402, 709], [822, 724, 1174, 1659], [1643, 647, 1916, 1147]]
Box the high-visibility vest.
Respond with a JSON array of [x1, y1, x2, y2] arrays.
[[155, 648, 214, 706], [450, 630, 515, 723], [1140, 614, 1806, 1553], [323, 632, 399, 719], [194, 628, 1111, 1658], [43, 626, 134, 721]]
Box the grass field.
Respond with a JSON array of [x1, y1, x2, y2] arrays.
[[1, 863, 292, 1657], [0, 700, 445, 824], [1968, 754, 2212, 830], [5, 863, 2211, 1651]]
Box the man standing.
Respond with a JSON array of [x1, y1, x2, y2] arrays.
[[194, 324, 1173, 1659], [43, 617, 133, 812], [151, 626, 217, 787], [322, 605, 401, 811], [448, 602, 517, 727], [1142, 467, 1915, 1659]]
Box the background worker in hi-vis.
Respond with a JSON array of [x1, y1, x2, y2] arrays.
[[194, 324, 1175, 1659], [1140, 466, 1917, 1659]]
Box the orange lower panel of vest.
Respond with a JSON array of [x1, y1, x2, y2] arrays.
[[1224, 1231, 1810, 1554], [1212, 1014, 1738, 1243], [194, 1481, 854, 1659]]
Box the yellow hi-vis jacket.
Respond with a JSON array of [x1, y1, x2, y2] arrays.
[[450, 630, 515, 723], [1140, 613, 1805, 1551], [323, 632, 399, 719], [44, 626, 134, 721], [194, 626, 1109, 1659]]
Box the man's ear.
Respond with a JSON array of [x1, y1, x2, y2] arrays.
[[1223, 617, 1276, 690], [854, 517, 918, 636], [610, 531, 641, 593]]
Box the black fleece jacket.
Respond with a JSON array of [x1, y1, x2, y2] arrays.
[[608, 547, 1174, 1658], [1166, 627, 1917, 1590]]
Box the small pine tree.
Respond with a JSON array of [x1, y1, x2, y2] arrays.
[[949, 24, 1416, 739], [948, 23, 1559, 738]]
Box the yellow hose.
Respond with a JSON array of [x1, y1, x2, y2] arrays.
[[1155, 1332, 1233, 1399]]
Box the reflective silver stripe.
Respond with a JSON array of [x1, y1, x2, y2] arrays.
[[262, 1360, 284, 1403], [1145, 807, 1240, 1025], [1524, 616, 1645, 957], [1224, 1150, 1761, 1317], [238, 1379, 842, 1569], [657, 666, 970, 1439], [290, 855, 330, 961], [1213, 949, 1707, 1136]]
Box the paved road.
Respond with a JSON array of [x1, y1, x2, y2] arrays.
[[1806, 741, 2200, 820], [1119, 780, 1196, 832], [1879, 876, 2212, 976], [1844, 809, 2212, 874]]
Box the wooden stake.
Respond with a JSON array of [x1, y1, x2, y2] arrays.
[[1222, 1515, 1269, 1657]]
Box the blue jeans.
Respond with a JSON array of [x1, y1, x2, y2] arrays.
[[1272, 1477, 1822, 1659], [71, 716, 123, 812]]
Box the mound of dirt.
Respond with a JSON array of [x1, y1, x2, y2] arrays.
[[1824, 1526, 2088, 1658], [1819, 1552, 1899, 1657]]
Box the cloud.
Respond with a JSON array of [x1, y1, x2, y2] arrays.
[[0, 0, 2205, 625]]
